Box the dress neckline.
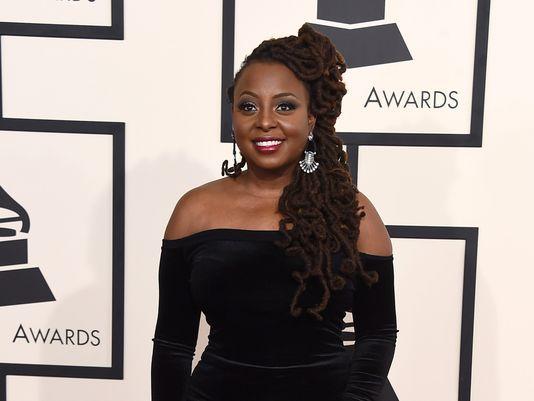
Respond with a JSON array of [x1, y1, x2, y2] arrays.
[[163, 228, 284, 244], [162, 228, 393, 259]]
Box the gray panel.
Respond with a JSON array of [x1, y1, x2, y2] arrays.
[[0, 267, 55, 307], [317, 0, 385, 24], [309, 23, 412, 68]]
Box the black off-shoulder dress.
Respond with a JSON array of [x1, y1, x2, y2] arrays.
[[151, 228, 398, 401]]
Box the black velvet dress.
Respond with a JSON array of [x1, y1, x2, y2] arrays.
[[151, 228, 398, 401]]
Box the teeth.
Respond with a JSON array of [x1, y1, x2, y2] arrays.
[[255, 140, 282, 147]]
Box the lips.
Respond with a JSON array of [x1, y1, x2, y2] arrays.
[[253, 136, 285, 143], [252, 136, 285, 153]]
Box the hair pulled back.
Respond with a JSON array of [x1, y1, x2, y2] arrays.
[[223, 23, 378, 321]]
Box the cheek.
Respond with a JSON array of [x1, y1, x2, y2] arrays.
[[231, 112, 253, 132], [280, 113, 311, 135]]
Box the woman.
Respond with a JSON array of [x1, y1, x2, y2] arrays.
[[151, 23, 398, 401]]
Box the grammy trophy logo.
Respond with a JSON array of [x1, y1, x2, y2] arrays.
[[309, 0, 412, 68], [0, 185, 55, 307]]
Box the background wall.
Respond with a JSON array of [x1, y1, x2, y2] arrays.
[[0, 1, 533, 400]]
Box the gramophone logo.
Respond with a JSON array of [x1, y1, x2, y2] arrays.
[[308, 0, 412, 68], [0, 185, 55, 307]]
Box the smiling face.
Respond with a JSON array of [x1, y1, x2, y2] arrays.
[[231, 61, 316, 175]]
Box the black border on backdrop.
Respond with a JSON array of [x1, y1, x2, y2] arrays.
[[0, 0, 123, 40], [220, 1, 490, 400], [0, 1, 124, 399]]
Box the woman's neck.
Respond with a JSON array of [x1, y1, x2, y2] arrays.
[[237, 166, 295, 198]]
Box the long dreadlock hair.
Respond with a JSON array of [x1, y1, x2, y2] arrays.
[[222, 23, 379, 321]]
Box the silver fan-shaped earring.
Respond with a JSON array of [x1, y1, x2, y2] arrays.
[[299, 131, 319, 173]]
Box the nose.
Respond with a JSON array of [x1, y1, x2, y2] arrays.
[[256, 107, 277, 131]]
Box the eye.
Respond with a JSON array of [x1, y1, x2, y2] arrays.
[[276, 102, 296, 112], [237, 101, 257, 112]]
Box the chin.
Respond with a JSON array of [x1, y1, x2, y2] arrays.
[[257, 161, 295, 173]]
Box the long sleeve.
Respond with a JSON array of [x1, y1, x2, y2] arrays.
[[151, 241, 202, 401], [340, 253, 399, 401]]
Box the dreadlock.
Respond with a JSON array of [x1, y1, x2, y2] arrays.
[[222, 23, 379, 321]]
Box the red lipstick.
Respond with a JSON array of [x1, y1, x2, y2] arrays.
[[252, 136, 285, 154]]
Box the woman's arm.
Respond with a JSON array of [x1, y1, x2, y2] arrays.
[[151, 242, 201, 401], [341, 253, 398, 400], [151, 193, 203, 401], [340, 191, 398, 400]]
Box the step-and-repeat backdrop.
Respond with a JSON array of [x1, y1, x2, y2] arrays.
[[1, 1, 532, 400]]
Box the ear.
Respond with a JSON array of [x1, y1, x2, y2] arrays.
[[308, 113, 317, 132]]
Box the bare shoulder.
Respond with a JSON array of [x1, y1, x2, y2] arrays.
[[355, 190, 393, 256], [163, 177, 231, 240]]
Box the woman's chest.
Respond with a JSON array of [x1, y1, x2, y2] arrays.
[[187, 240, 354, 320]]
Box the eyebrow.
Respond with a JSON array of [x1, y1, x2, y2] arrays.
[[238, 90, 299, 99]]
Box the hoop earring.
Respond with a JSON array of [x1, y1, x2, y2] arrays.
[[299, 131, 319, 173]]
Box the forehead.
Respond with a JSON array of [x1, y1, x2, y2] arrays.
[[234, 61, 308, 99]]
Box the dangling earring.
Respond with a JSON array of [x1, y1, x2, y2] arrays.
[[222, 126, 242, 176], [222, 124, 248, 177], [299, 131, 319, 173], [231, 127, 238, 167]]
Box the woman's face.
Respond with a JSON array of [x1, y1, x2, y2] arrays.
[[232, 61, 316, 174]]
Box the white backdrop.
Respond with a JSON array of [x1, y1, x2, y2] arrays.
[[1, 1, 533, 400]]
